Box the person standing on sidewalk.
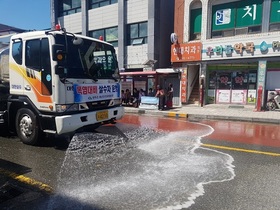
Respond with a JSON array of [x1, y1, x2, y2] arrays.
[[155, 85, 165, 110], [132, 88, 140, 107], [166, 83, 173, 109]]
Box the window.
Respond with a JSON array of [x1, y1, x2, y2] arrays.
[[89, 26, 118, 47], [12, 41, 22, 65], [54, 34, 118, 79], [89, 0, 118, 9], [58, 0, 81, 17], [190, 8, 202, 41], [26, 39, 41, 70], [127, 22, 148, 45]]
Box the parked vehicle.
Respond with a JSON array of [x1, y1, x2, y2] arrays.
[[0, 26, 124, 145], [266, 91, 280, 111]]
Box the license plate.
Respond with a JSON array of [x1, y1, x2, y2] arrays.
[[96, 110, 109, 121]]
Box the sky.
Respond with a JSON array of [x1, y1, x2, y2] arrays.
[[0, 0, 51, 30]]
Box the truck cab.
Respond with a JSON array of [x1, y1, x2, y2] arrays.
[[0, 28, 124, 145]]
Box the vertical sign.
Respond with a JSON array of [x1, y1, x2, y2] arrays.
[[181, 68, 187, 103], [257, 61, 266, 88]]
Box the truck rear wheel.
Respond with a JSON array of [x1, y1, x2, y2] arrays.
[[15, 108, 43, 145]]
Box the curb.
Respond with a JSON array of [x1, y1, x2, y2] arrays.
[[124, 107, 280, 124], [124, 108, 188, 118], [165, 112, 188, 118]]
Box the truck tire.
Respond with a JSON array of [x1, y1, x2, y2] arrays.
[[15, 108, 43, 145]]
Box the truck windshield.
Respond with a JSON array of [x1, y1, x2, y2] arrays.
[[54, 34, 119, 80]]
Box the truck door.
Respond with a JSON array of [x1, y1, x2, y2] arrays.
[[25, 38, 52, 103]]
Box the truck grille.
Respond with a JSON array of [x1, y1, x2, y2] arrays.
[[87, 100, 110, 111]]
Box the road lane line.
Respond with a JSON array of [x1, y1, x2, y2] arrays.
[[202, 144, 280, 156], [0, 168, 53, 193]]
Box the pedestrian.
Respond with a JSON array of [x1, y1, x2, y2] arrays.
[[121, 90, 125, 104], [148, 88, 154, 97], [124, 89, 131, 105], [166, 83, 173, 109], [139, 88, 145, 104], [132, 88, 140, 107], [155, 85, 165, 110]]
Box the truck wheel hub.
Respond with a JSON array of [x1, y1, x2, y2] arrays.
[[19, 115, 33, 136]]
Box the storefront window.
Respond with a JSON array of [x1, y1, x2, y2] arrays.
[[217, 72, 231, 89], [207, 65, 257, 104]]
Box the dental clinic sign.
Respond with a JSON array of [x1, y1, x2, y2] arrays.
[[212, 0, 263, 31], [171, 42, 202, 62]]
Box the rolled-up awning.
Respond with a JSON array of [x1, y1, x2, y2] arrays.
[[120, 71, 156, 76], [156, 68, 180, 73]]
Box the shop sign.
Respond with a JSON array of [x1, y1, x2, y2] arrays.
[[272, 41, 280, 50], [212, 0, 263, 31], [258, 61, 266, 87], [225, 45, 233, 55], [231, 90, 247, 104], [270, 0, 280, 24], [247, 89, 256, 103], [235, 42, 255, 53], [207, 89, 215, 104], [216, 89, 230, 103], [206, 42, 255, 57], [171, 42, 202, 62], [180, 69, 187, 103], [203, 40, 274, 59], [260, 41, 268, 52]]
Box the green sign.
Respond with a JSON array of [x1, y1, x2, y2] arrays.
[[270, 0, 280, 23], [236, 0, 263, 27], [212, 2, 236, 31], [212, 0, 263, 31]]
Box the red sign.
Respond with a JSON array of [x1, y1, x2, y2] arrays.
[[171, 42, 202, 62], [180, 69, 187, 103]]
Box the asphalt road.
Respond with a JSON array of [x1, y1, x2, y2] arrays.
[[0, 114, 280, 209]]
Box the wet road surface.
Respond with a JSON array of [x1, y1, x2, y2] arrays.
[[1, 114, 280, 209]]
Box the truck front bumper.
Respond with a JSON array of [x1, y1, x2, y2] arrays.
[[55, 106, 124, 135]]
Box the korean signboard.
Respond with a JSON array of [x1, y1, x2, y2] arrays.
[[202, 33, 280, 61], [212, 0, 263, 31], [270, 0, 280, 23], [180, 68, 187, 103], [171, 42, 202, 62]]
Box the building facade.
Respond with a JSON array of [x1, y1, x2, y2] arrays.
[[173, 0, 280, 107], [51, 0, 174, 71]]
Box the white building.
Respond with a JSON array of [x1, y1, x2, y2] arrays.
[[51, 0, 174, 71]]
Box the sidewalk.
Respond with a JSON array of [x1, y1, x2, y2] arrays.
[[124, 104, 280, 124]]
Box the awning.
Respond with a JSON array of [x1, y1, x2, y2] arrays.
[[120, 71, 157, 76], [156, 68, 180, 73]]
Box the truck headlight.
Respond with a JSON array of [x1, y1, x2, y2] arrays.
[[56, 104, 79, 112], [108, 99, 122, 107]]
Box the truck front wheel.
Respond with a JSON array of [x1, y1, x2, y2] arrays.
[[15, 108, 43, 145]]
